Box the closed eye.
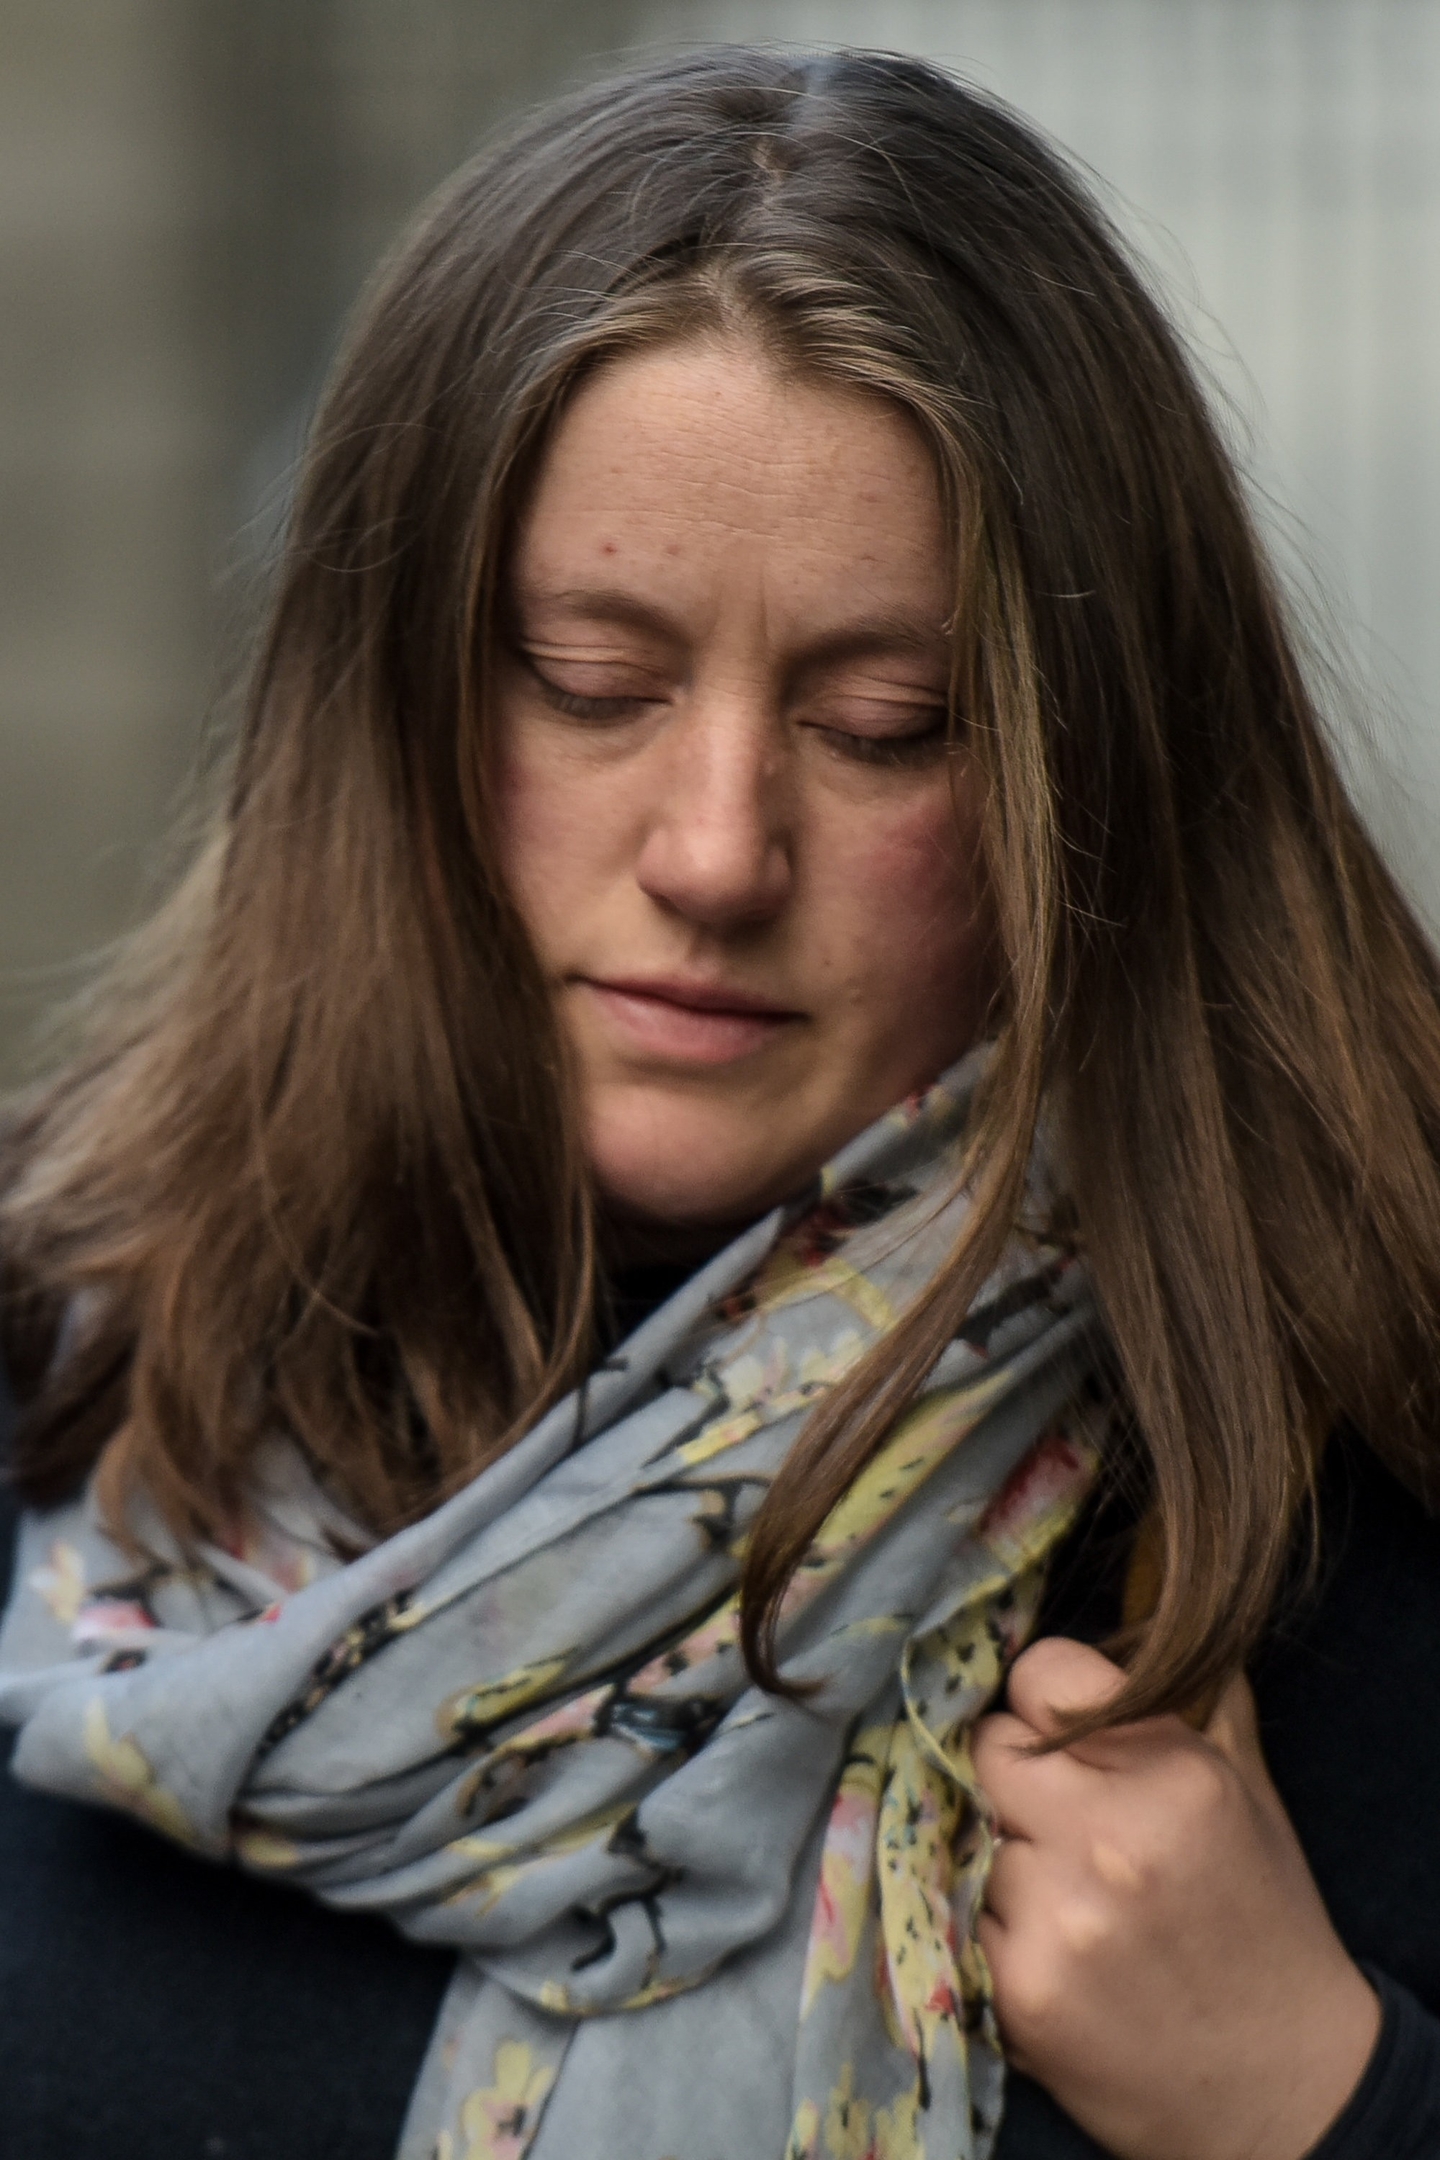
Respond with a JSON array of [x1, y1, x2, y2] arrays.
[[525, 660, 667, 724], [520, 648, 953, 758], [808, 714, 954, 768]]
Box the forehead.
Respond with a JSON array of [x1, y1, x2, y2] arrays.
[[510, 337, 953, 650]]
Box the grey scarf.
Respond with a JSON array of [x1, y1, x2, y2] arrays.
[[0, 1055, 1106, 2160]]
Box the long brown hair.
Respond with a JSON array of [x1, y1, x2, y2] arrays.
[[6, 48, 1440, 1730]]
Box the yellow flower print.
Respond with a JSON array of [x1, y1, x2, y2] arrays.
[[823, 2063, 873, 2160], [774, 1250, 895, 1328], [789, 1372, 1013, 1604], [454, 2040, 555, 2160], [29, 1540, 86, 1627], [872, 2084, 925, 2160], [876, 1724, 966, 2066], [231, 1821, 301, 1870], [442, 1802, 632, 1924], [798, 2062, 928, 2160], [679, 1334, 870, 1471], [786, 2100, 821, 2160], [437, 1657, 571, 1747], [82, 1698, 196, 1846], [713, 1344, 791, 1412]]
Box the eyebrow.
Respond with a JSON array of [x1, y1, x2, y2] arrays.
[[512, 584, 953, 673]]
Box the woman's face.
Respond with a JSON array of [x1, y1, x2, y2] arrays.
[[495, 336, 990, 1249]]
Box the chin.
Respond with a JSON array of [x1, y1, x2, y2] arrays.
[[587, 1099, 802, 1238], [594, 1157, 784, 1237]]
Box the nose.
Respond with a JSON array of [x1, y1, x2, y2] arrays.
[[632, 695, 793, 930]]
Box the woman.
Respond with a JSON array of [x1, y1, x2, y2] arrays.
[[1, 44, 1438, 2160]]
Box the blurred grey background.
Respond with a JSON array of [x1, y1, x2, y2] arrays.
[[3, 0, 1438, 1074]]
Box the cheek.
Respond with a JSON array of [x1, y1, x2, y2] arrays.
[[835, 789, 989, 1010], [492, 733, 610, 944]]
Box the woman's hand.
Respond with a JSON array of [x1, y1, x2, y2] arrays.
[[972, 1638, 1380, 2160]]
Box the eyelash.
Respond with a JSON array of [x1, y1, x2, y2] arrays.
[[528, 668, 952, 767], [822, 721, 951, 768], [537, 680, 650, 723]]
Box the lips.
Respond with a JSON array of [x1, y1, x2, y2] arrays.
[[577, 975, 803, 1066]]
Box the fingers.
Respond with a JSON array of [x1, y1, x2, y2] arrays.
[[976, 1638, 1254, 1846], [1005, 1636, 1127, 1740], [973, 1707, 1087, 1838], [973, 1639, 1123, 1839], [971, 1709, 1040, 1819]]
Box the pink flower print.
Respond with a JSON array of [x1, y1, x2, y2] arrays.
[[502, 1686, 607, 1751], [72, 1599, 157, 1649], [801, 1766, 881, 2012], [978, 1427, 1089, 1550], [626, 1603, 739, 1693], [454, 2040, 555, 2160]]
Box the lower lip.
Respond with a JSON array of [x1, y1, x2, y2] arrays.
[[581, 983, 799, 1066]]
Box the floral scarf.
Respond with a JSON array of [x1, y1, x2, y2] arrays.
[[0, 1054, 1106, 2160]]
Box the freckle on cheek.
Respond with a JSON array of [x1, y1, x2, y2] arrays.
[[865, 807, 969, 894]]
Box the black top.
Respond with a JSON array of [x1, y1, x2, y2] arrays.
[[2, 1376, 1440, 2156]]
